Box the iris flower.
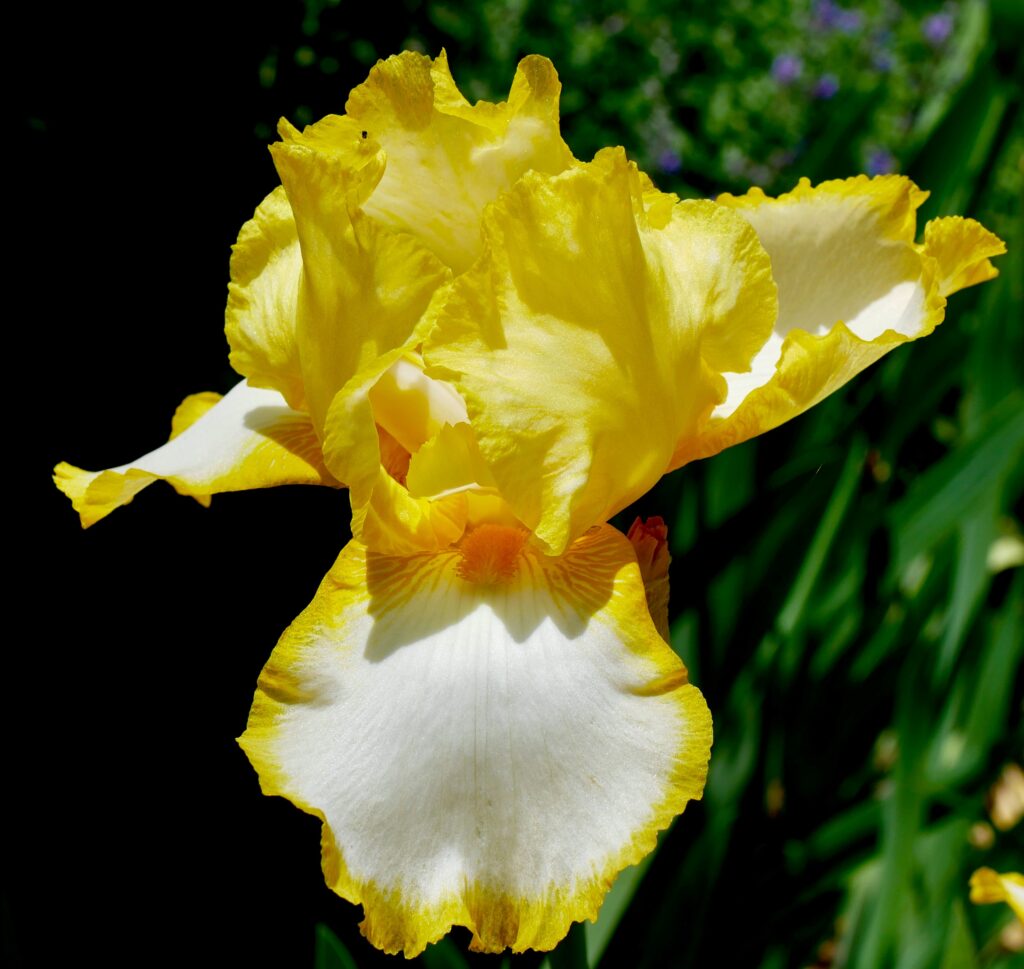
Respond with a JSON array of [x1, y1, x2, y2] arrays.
[[54, 52, 1003, 956], [970, 869, 1024, 922]]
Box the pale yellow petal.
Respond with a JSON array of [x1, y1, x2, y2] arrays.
[[676, 176, 1004, 465], [426, 148, 776, 554], [367, 355, 468, 455], [225, 186, 306, 410], [405, 421, 497, 500], [54, 381, 335, 528], [240, 523, 711, 956], [348, 50, 575, 272]]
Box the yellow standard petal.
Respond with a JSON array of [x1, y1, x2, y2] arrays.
[[225, 185, 306, 411], [271, 114, 450, 442], [348, 50, 575, 272], [970, 868, 1024, 922], [260, 52, 576, 556], [240, 523, 712, 956], [54, 381, 335, 527], [426, 148, 776, 554], [674, 175, 1005, 465]]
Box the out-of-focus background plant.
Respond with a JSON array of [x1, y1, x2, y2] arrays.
[[262, 0, 1014, 204], [22, 1, 1021, 968]]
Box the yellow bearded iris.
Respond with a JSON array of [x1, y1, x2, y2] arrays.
[[53, 51, 1004, 956]]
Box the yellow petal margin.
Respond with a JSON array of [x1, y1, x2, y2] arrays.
[[54, 381, 335, 527], [426, 148, 776, 555], [970, 868, 1024, 922], [671, 176, 1005, 466], [240, 523, 712, 956], [348, 50, 574, 273], [225, 186, 306, 411]]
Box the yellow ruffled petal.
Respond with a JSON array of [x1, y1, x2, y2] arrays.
[[674, 176, 1004, 465], [240, 523, 711, 956], [225, 186, 306, 411], [271, 122, 452, 557], [358, 465, 469, 557], [921, 215, 1005, 297], [426, 148, 776, 555], [54, 381, 336, 528], [259, 52, 576, 555], [970, 868, 1024, 922], [271, 117, 450, 442], [349, 50, 574, 273], [405, 421, 497, 499]]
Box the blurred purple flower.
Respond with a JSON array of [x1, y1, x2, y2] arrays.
[[814, 0, 863, 33], [813, 74, 840, 99], [813, 0, 840, 29], [923, 12, 954, 46], [657, 149, 683, 174], [867, 148, 897, 175], [772, 54, 803, 85]]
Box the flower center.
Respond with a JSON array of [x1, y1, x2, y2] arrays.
[[456, 524, 529, 585]]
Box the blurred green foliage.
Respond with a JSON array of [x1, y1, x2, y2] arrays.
[[266, 0, 1019, 196], [272, 1, 1024, 967]]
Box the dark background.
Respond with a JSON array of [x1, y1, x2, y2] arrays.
[[18, 3, 400, 966]]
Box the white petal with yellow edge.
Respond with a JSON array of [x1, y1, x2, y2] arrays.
[[54, 380, 335, 527], [240, 523, 711, 956]]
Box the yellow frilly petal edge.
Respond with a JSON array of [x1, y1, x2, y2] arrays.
[[921, 214, 1005, 297], [970, 868, 1024, 922], [670, 177, 1005, 466], [225, 185, 306, 411], [54, 381, 336, 528], [346, 49, 574, 274], [241, 524, 712, 955]]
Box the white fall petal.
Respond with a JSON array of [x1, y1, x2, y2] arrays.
[[240, 523, 712, 956], [54, 380, 334, 527]]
